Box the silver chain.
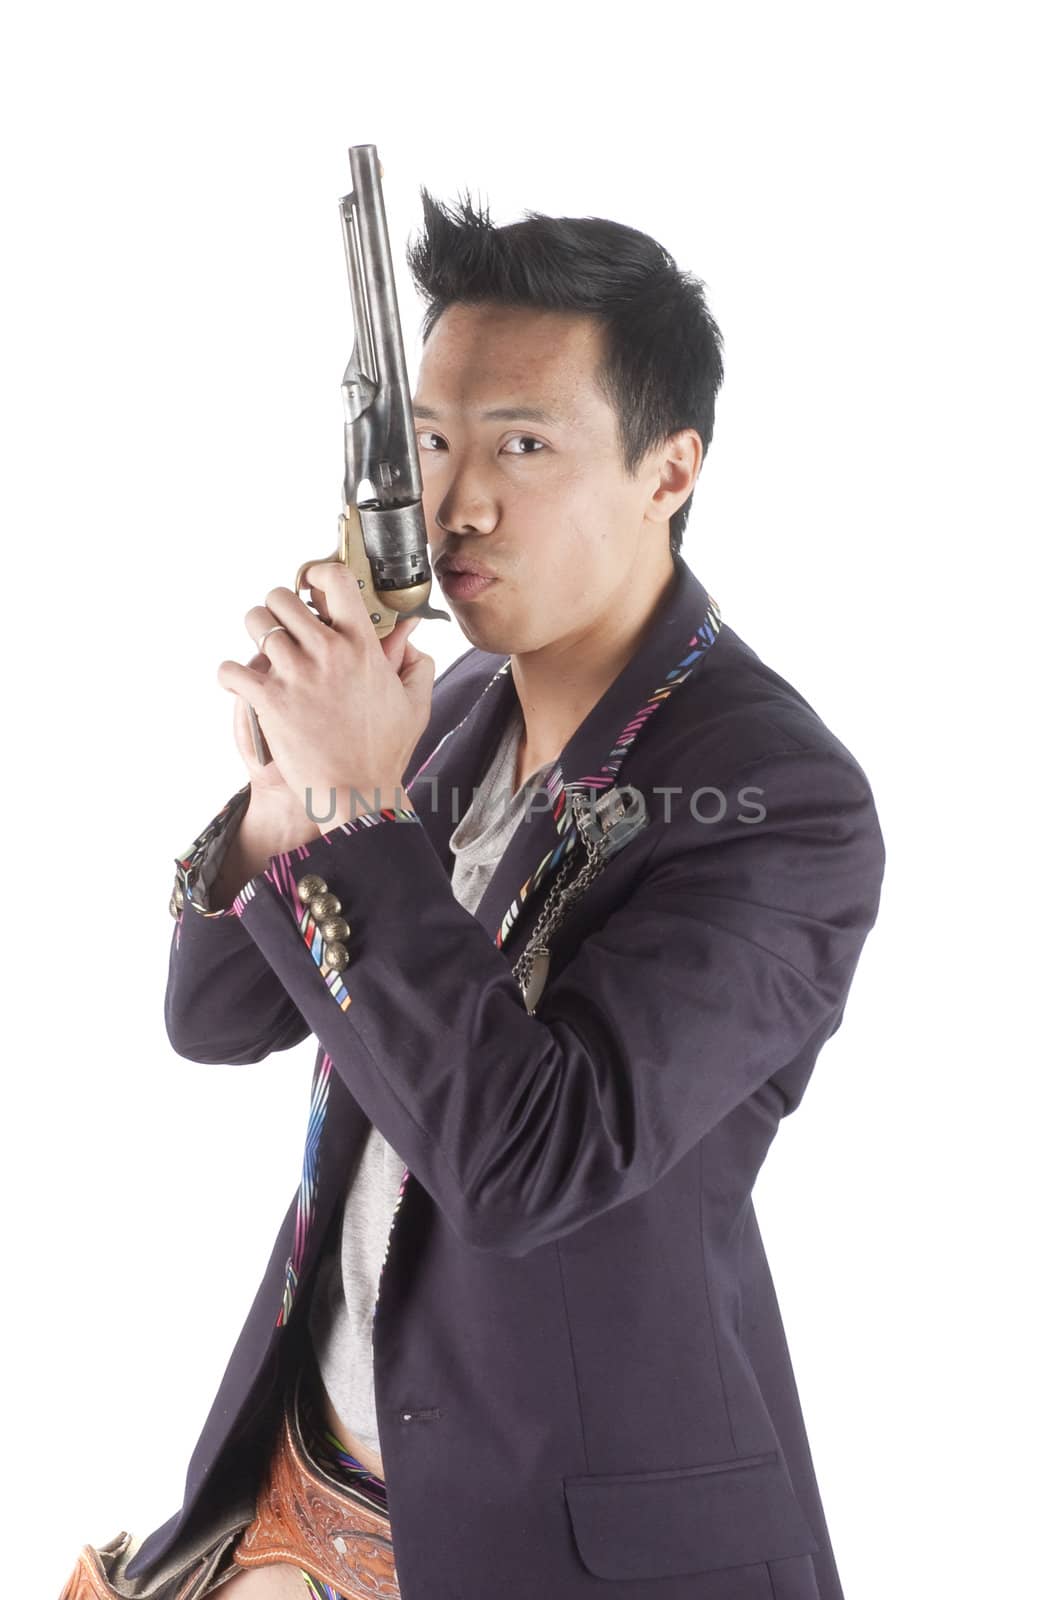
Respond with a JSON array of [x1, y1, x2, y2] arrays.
[[510, 792, 612, 995]]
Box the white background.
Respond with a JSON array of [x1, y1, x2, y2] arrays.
[[2, 4, 1058, 1596]]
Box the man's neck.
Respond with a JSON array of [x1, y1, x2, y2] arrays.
[[509, 549, 679, 783]]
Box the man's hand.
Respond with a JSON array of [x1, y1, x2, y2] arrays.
[[217, 561, 434, 828], [231, 650, 301, 802]]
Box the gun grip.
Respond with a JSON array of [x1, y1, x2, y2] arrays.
[[295, 509, 401, 638]]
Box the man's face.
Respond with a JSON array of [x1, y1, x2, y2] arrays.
[[412, 303, 674, 656]]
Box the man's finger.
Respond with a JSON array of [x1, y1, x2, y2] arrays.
[[398, 645, 435, 705], [302, 561, 378, 646], [307, 583, 332, 625], [259, 586, 331, 651], [218, 659, 271, 704], [380, 614, 421, 666]]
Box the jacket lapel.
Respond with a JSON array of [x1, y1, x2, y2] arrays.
[[408, 556, 722, 961]]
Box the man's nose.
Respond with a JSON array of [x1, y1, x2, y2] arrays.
[[432, 456, 499, 535], [433, 493, 497, 537]]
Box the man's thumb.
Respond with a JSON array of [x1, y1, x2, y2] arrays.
[[399, 643, 435, 693], [381, 614, 420, 668]]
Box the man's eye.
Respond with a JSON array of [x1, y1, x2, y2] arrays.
[[501, 436, 546, 455], [415, 431, 546, 456]]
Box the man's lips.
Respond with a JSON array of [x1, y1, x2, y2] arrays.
[[435, 559, 498, 579], [438, 568, 497, 599]]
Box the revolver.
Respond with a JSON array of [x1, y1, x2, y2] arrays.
[[246, 143, 449, 766]]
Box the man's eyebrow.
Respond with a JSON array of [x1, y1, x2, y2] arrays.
[[412, 403, 563, 425]]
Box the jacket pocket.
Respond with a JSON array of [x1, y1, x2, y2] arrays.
[[562, 1448, 819, 1581]]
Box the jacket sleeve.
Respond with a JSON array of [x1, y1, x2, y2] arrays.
[[163, 652, 479, 1067], [165, 783, 312, 1064], [228, 745, 886, 1255]]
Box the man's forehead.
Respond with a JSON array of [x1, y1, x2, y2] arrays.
[[414, 309, 608, 423], [426, 299, 601, 345]]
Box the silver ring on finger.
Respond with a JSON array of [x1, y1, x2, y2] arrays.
[[256, 624, 288, 653]]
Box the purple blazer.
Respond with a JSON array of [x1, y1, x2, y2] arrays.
[[125, 557, 885, 1600]]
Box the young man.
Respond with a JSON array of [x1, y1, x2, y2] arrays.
[[65, 193, 885, 1600]]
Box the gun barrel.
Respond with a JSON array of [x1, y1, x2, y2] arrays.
[[245, 144, 447, 769], [341, 146, 424, 521]]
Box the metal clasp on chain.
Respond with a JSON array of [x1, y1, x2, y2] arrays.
[[570, 784, 647, 863]]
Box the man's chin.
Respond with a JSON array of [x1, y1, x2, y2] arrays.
[[450, 611, 514, 656]]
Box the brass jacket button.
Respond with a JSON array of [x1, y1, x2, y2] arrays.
[[320, 916, 351, 942], [297, 873, 329, 904], [323, 941, 350, 972], [309, 892, 342, 919]]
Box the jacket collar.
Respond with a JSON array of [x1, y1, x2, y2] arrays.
[[408, 555, 723, 954]]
